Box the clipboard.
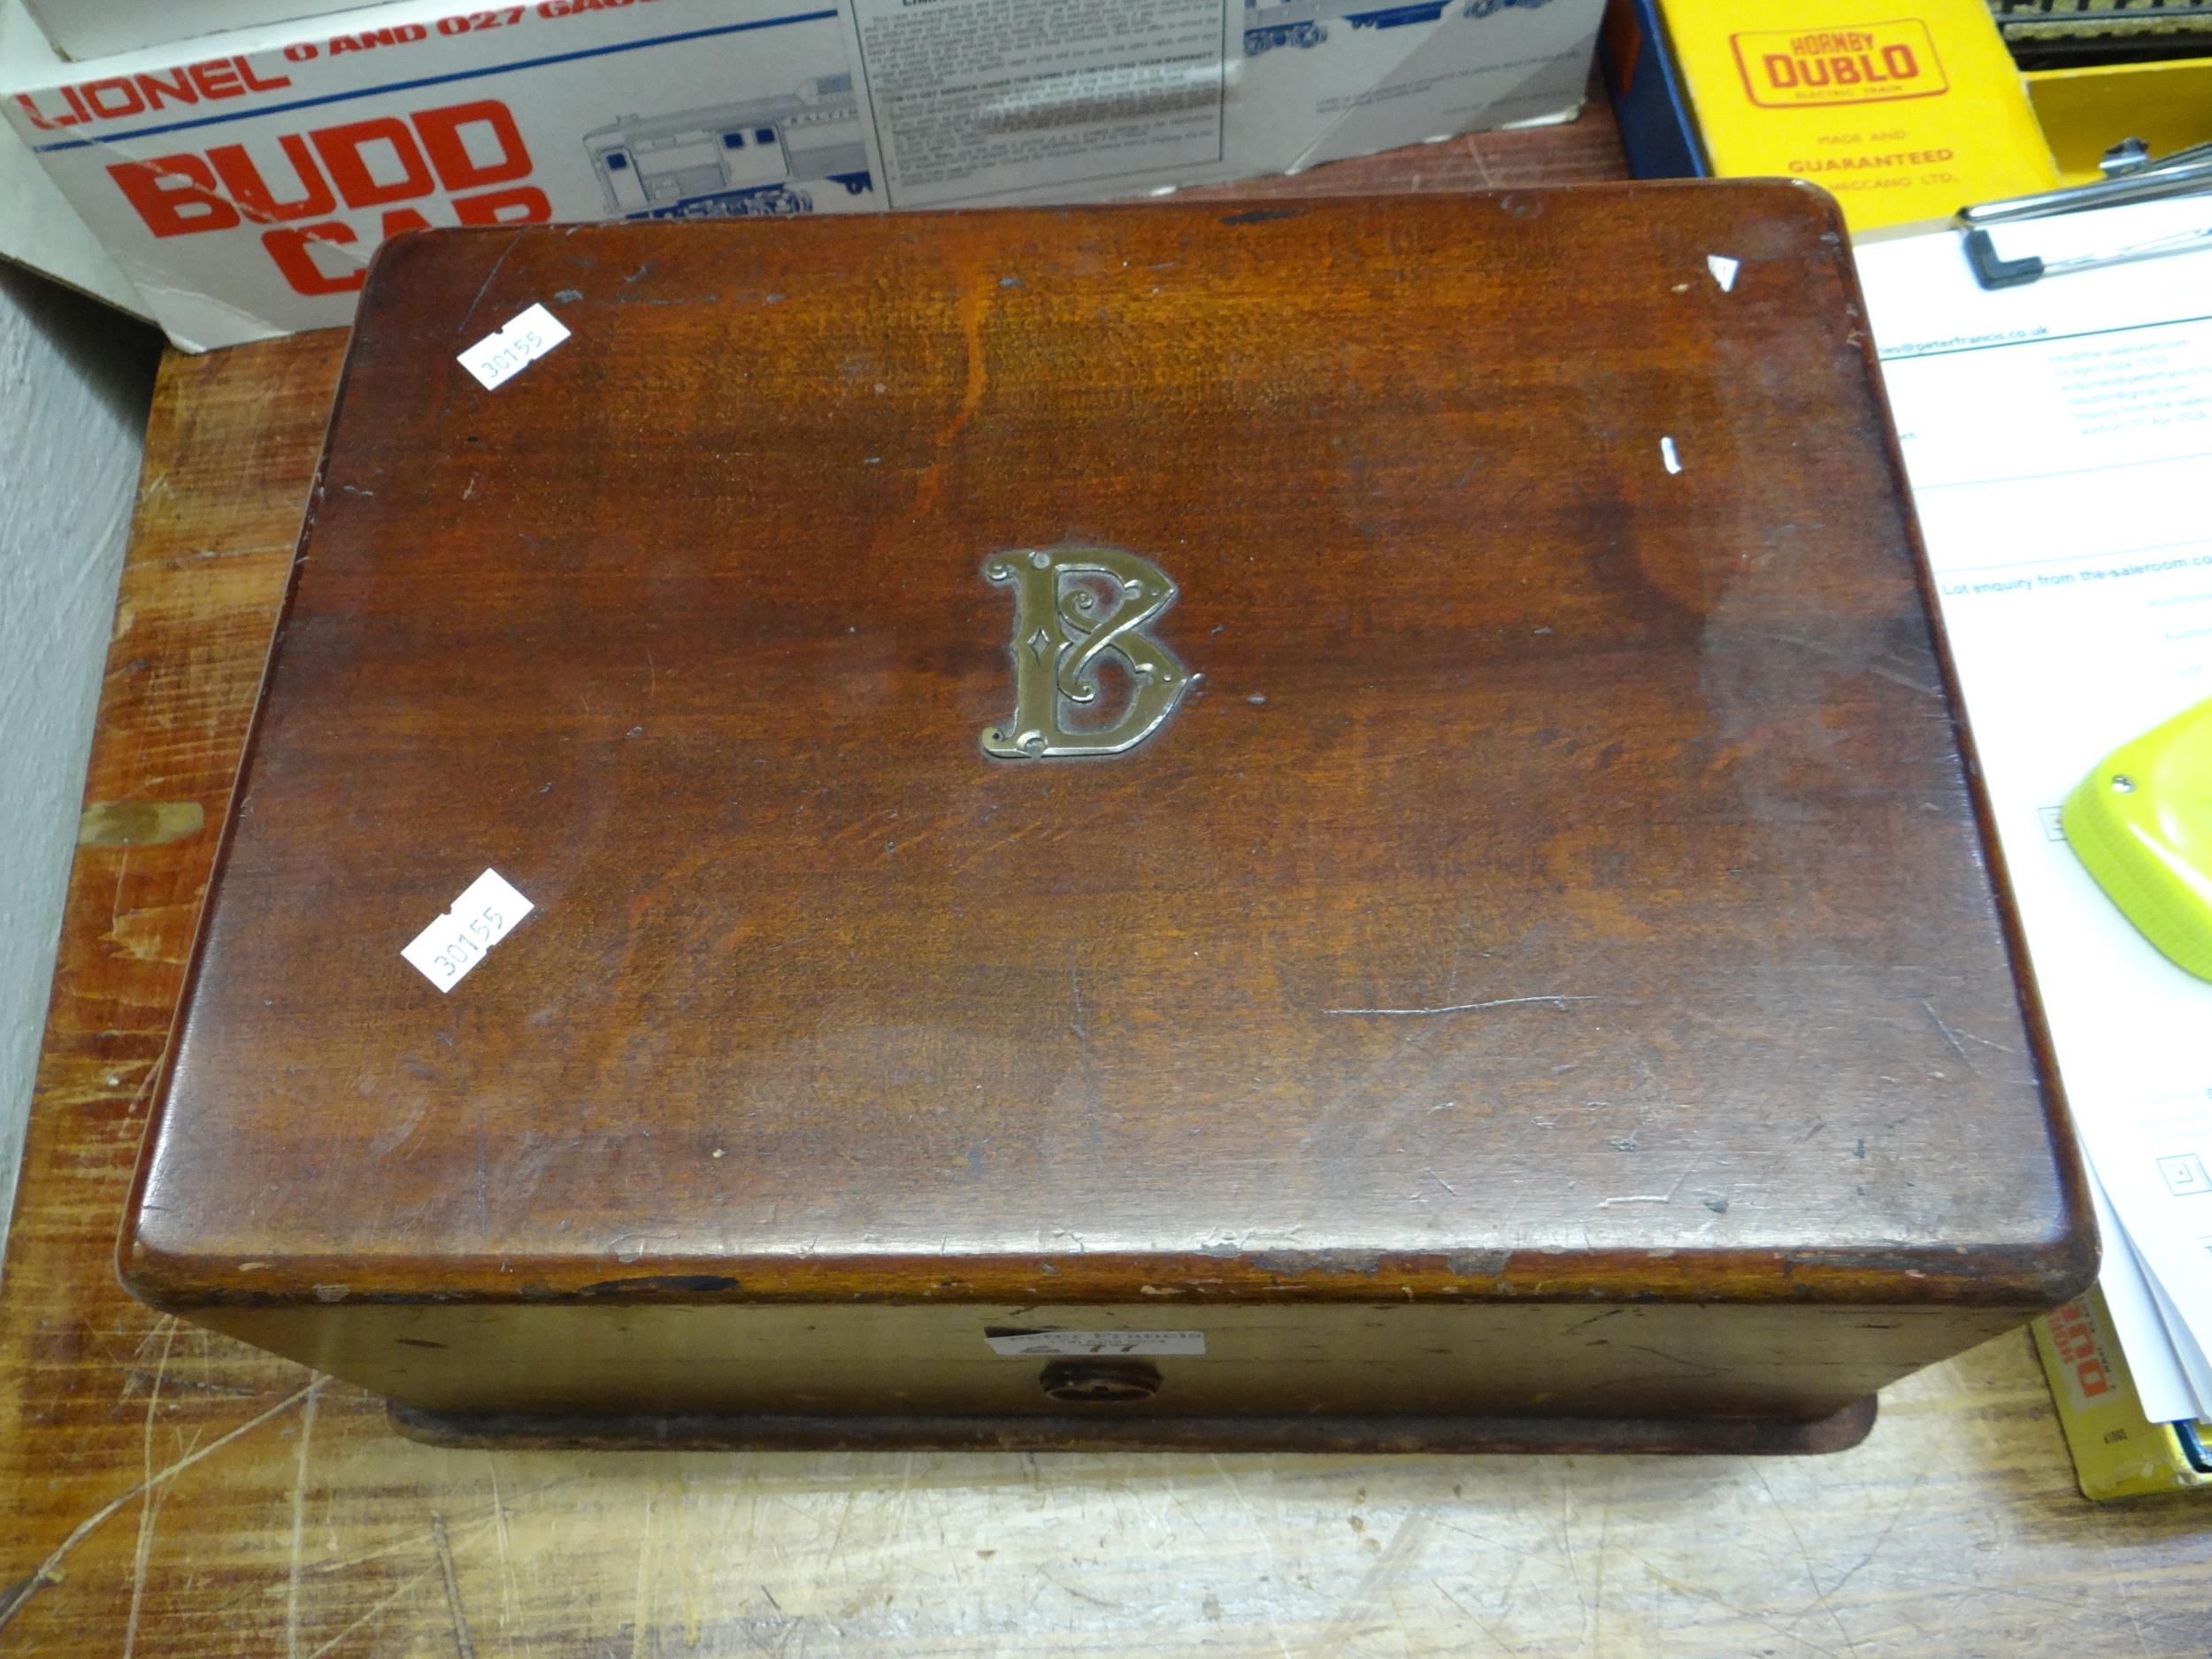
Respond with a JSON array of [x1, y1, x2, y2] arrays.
[[1959, 140, 2212, 288], [1855, 189, 2212, 1481]]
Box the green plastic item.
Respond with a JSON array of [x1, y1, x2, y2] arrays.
[[2065, 695, 2212, 982]]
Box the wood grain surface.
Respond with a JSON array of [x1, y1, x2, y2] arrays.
[[130, 180, 2085, 1435], [6, 120, 2211, 1658]]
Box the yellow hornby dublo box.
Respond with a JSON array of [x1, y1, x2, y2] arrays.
[[1659, 0, 2059, 232], [2032, 1286, 2212, 1502]]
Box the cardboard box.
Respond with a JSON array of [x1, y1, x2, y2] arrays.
[[1598, 0, 2056, 232], [2025, 57, 2212, 185], [0, 95, 142, 310], [2032, 1288, 2212, 1502], [2, 0, 1602, 349], [24, 0, 359, 63], [1596, 0, 1700, 178]]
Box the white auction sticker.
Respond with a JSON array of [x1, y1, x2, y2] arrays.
[[402, 869, 534, 993], [984, 1329, 1205, 1357], [457, 303, 570, 391]]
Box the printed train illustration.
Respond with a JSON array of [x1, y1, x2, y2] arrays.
[[1242, 0, 1551, 55], [585, 74, 872, 219]]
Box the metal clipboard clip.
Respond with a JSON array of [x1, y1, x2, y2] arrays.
[[1957, 139, 2212, 289]]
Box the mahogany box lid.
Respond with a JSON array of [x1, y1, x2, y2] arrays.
[[126, 187, 2094, 1316]]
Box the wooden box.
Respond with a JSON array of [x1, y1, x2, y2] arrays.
[[124, 187, 2095, 1452]]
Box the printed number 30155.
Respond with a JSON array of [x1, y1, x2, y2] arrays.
[[432, 905, 504, 979]]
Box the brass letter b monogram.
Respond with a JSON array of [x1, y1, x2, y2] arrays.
[[980, 546, 1192, 759]]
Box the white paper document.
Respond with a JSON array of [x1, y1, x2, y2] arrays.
[[1856, 197, 2212, 1424]]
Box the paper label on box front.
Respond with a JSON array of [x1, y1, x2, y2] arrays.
[[849, 0, 1225, 209], [457, 303, 570, 391], [402, 869, 534, 993], [984, 1328, 1205, 1356]]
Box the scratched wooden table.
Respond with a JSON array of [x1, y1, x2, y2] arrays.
[[8, 106, 2212, 1658]]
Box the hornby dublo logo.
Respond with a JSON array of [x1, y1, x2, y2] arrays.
[[1732, 19, 1948, 108]]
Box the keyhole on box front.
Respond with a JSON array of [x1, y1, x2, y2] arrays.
[[1040, 1359, 1162, 1403]]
